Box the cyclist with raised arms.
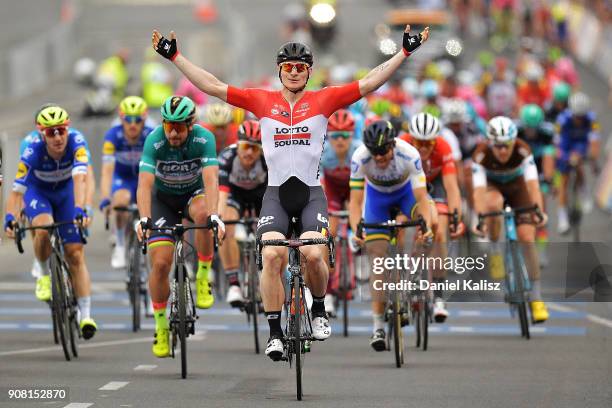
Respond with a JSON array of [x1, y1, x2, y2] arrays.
[[152, 24, 430, 361], [217, 120, 268, 307], [471, 116, 549, 323], [348, 120, 434, 350], [136, 95, 225, 358], [401, 112, 465, 322], [4, 106, 98, 340], [100, 96, 154, 269]]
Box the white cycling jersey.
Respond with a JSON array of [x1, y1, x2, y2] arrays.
[[349, 138, 427, 193]]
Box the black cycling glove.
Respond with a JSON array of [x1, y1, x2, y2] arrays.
[[155, 36, 178, 61], [402, 31, 423, 56]]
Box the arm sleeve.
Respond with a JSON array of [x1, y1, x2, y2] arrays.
[[199, 127, 219, 167], [349, 148, 366, 190], [440, 127, 462, 161], [139, 133, 157, 174], [439, 140, 457, 176], [589, 116, 601, 141], [409, 157, 427, 189], [72, 137, 89, 176], [12, 160, 30, 194], [522, 154, 539, 182], [318, 82, 363, 118], [217, 148, 233, 192], [471, 162, 487, 188], [226, 87, 268, 118], [102, 130, 116, 163]]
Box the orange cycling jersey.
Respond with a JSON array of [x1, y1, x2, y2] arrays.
[[400, 134, 456, 183], [517, 81, 550, 108]]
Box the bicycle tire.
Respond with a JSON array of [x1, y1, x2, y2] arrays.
[[294, 274, 303, 400], [177, 264, 188, 379], [341, 239, 349, 337], [50, 254, 70, 361], [51, 304, 59, 344], [66, 280, 79, 358], [392, 279, 403, 367], [415, 307, 421, 348], [421, 297, 429, 351], [510, 242, 531, 340], [247, 249, 260, 354], [128, 232, 141, 332]]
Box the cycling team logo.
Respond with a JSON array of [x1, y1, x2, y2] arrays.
[[273, 126, 312, 147]]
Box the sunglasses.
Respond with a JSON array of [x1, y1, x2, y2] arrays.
[[238, 141, 262, 153], [42, 126, 68, 138], [369, 145, 392, 157], [123, 115, 143, 124], [492, 141, 514, 150], [163, 121, 189, 134], [280, 62, 309, 73], [412, 139, 436, 149], [329, 131, 352, 140]]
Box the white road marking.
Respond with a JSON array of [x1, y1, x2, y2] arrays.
[[448, 326, 475, 333], [62, 403, 94, 408], [134, 364, 157, 371], [549, 302, 612, 329], [98, 381, 129, 391], [0, 332, 206, 356]]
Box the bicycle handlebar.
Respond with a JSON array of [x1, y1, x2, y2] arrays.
[[141, 222, 219, 255], [105, 205, 139, 231], [257, 236, 335, 270], [14, 221, 87, 254], [356, 215, 426, 240], [477, 205, 543, 232]]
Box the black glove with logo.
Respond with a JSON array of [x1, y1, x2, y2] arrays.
[[402, 30, 424, 56], [155, 36, 178, 61]]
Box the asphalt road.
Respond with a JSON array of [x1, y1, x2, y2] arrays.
[[0, 1, 611, 407]]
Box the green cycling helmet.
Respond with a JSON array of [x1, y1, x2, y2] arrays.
[[520, 104, 544, 128], [369, 98, 391, 117], [552, 82, 571, 102], [161, 95, 196, 123]]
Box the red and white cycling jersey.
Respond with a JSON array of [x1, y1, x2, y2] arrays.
[[227, 82, 362, 186]]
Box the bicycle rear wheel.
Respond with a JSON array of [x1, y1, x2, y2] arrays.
[[177, 265, 188, 379], [51, 304, 59, 344], [421, 297, 429, 351], [50, 254, 70, 361], [340, 240, 350, 337], [510, 242, 531, 340], [518, 302, 530, 339], [67, 284, 79, 358]]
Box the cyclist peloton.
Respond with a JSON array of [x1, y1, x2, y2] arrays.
[[136, 95, 225, 358], [320, 109, 363, 315], [217, 120, 268, 307], [401, 112, 465, 322], [544, 81, 570, 123], [555, 92, 600, 234], [471, 116, 549, 323], [349, 120, 434, 350], [100, 96, 154, 269], [152, 24, 430, 360], [21, 104, 97, 278], [4, 106, 98, 339]]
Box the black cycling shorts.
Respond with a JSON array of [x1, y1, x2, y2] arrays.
[[227, 185, 266, 217], [257, 177, 329, 238], [148, 188, 204, 246]]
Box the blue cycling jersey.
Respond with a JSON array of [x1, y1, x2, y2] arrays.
[[20, 128, 92, 161], [557, 110, 599, 148], [102, 124, 154, 179], [13, 130, 89, 193]]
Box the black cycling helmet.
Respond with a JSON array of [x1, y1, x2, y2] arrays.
[[276, 42, 314, 66], [363, 120, 397, 155]]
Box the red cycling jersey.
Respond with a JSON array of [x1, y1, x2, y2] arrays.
[[400, 134, 456, 182], [226, 82, 362, 186], [201, 122, 239, 154]]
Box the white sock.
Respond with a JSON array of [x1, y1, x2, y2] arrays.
[[78, 296, 91, 320], [558, 206, 568, 218], [116, 227, 126, 247], [38, 259, 50, 276], [530, 280, 542, 300], [373, 313, 385, 332]]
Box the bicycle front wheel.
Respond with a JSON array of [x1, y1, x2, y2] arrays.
[[247, 251, 260, 354], [293, 275, 303, 401], [177, 265, 188, 379], [50, 254, 70, 361], [128, 233, 141, 332]]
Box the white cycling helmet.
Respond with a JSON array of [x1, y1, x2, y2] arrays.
[[442, 99, 469, 124], [204, 103, 233, 127], [410, 112, 440, 141], [568, 92, 590, 116], [524, 63, 544, 82], [486, 116, 517, 143]]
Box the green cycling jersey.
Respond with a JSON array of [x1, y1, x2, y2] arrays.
[[139, 124, 218, 195]]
